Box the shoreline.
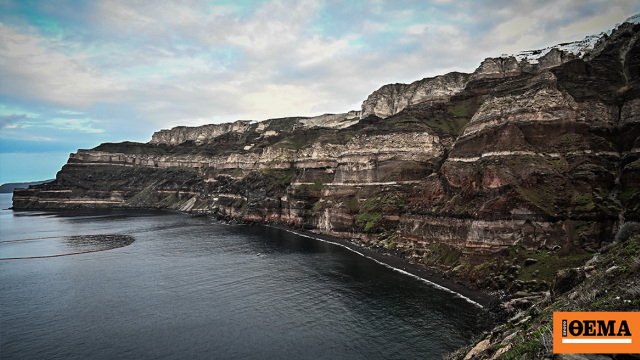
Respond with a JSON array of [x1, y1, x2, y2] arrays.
[[264, 223, 497, 309], [6, 199, 497, 309]]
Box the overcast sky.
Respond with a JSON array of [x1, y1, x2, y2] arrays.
[[1, 0, 639, 183]]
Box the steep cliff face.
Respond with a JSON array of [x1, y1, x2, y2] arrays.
[[150, 120, 255, 145], [150, 113, 361, 146], [468, 33, 600, 82], [13, 21, 640, 295], [360, 33, 602, 121], [360, 72, 470, 118]]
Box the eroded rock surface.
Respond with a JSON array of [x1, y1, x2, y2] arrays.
[[361, 72, 469, 118], [13, 21, 640, 296]]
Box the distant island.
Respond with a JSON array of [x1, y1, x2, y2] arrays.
[[0, 180, 54, 193]]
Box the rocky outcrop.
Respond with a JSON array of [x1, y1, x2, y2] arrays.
[[448, 235, 640, 360], [299, 112, 361, 129], [359, 30, 614, 121], [469, 56, 522, 81], [468, 30, 606, 84], [150, 113, 363, 146], [360, 72, 469, 118], [468, 47, 582, 83], [13, 20, 640, 299], [551, 268, 586, 299], [150, 120, 255, 145]]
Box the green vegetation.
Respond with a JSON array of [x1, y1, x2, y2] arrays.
[[544, 157, 566, 174], [263, 117, 302, 132], [158, 192, 179, 207], [265, 168, 296, 192], [572, 163, 612, 177], [510, 247, 593, 283], [423, 112, 469, 135], [351, 93, 481, 137], [448, 104, 468, 117], [344, 196, 359, 212], [233, 198, 247, 210], [352, 195, 407, 233], [473, 261, 492, 272], [570, 220, 593, 244], [357, 212, 382, 232], [312, 179, 326, 191], [514, 185, 557, 216], [274, 137, 310, 150], [448, 232, 640, 359], [356, 196, 382, 232], [387, 232, 401, 248], [424, 102, 472, 136], [620, 187, 640, 202], [125, 183, 160, 207], [423, 243, 462, 266], [573, 193, 595, 211], [501, 322, 552, 360], [620, 187, 640, 216], [295, 176, 330, 195]]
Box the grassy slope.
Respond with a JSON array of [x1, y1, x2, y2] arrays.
[[447, 234, 640, 360]]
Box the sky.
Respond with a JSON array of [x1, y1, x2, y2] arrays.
[[1, 0, 639, 184]]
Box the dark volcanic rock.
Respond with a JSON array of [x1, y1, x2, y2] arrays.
[[12, 19, 640, 294], [551, 268, 587, 299]]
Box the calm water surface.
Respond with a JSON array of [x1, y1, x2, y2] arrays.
[[0, 193, 489, 359]]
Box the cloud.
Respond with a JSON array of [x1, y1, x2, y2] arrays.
[[0, 114, 27, 128], [244, 84, 321, 120], [492, 16, 536, 43], [559, 6, 632, 38], [4, 0, 634, 131], [0, 23, 123, 108], [406, 23, 429, 35], [1, 0, 640, 183], [471, 0, 639, 55], [19, 134, 55, 141], [0, 127, 56, 142], [44, 118, 105, 133]]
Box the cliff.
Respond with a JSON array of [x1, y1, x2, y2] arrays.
[[360, 72, 470, 118], [359, 32, 603, 120], [13, 20, 640, 300], [149, 113, 361, 146]]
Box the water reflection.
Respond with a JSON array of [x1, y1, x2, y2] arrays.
[[1, 194, 489, 359], [0, 234, 135, 260]]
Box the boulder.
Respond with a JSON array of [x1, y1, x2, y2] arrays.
[[463, 338, 491, 360], [551, 268, 586, 299]]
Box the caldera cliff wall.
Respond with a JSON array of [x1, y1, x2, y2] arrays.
[[13, 21, 640, 294]]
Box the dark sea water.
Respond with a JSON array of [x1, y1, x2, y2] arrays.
[[0, 193, 489, 359]]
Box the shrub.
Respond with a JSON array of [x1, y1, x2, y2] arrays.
[[344, 197, 359, 212], [615, 222, 640, 243]]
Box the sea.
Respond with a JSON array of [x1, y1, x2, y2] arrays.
[[0, 193, 489, 359]]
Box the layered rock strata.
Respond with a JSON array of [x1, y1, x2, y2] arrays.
[[359, 33, 608, 121], [150, 112, 362, 146], [360, 72, 470, 118], [13, 21, 640, 294]]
